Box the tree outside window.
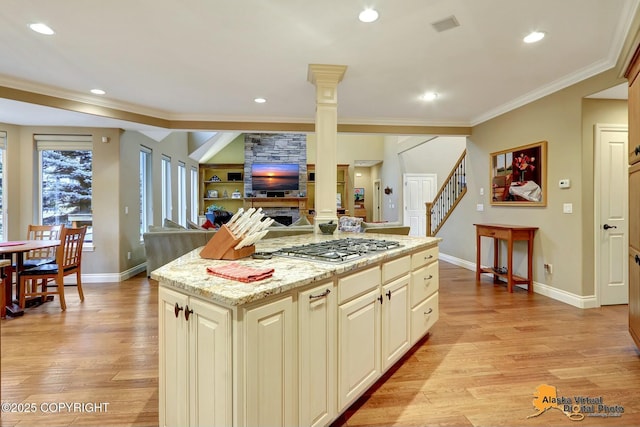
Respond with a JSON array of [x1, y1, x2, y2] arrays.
[[40, 149, 93, 241]]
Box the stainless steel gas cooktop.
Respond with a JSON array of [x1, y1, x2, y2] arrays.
[[273, 238, 401, 263]]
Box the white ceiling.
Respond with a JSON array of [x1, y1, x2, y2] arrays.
[[0, 0, 637, 131]]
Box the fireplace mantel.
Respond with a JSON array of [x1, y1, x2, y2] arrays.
[[244, 197, 307, 210]]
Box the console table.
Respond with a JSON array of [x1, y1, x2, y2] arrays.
[[474, 223, 538, 293]]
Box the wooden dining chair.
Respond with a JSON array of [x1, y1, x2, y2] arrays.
[[24, 224, 64, 267], [18, 226, 86, 311]]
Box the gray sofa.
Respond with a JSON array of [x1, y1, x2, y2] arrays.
[[143, 224, 313, 277]]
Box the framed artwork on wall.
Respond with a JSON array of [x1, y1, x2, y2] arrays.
[[490, 140, 547, 206]]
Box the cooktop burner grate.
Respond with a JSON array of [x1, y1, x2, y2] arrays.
[[274, 238, 402, 263]]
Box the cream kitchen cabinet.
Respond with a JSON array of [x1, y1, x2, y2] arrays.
[[338, 287, 381, 411], [410, 245, 440, 344], [298, 281, 337, 427], [381, 274, 411, 370], [158, 287, 232, 427], [155, 234, 441, 427], [244, 296, 294, 427]]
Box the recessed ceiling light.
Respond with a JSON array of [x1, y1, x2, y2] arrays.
[[29, 23, 55, 35], [359, 8, 379, 23], [421, 92, 439, 101], [523, 31, 545, 44], [91, 89, 106, 95], [254, 97, 266, 103]]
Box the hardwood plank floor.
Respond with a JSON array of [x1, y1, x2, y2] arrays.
[[1, 261, 639, 426]]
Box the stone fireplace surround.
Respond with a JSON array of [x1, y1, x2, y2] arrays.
[[243, 133, 307, 222]]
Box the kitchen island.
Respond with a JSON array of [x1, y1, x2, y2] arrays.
[[152, 232, 440, 427]]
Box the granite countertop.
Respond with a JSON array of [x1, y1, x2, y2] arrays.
[[151, 232, 441, 307]]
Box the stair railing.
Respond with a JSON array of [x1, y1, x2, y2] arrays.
[[426, 150, 467, 236]]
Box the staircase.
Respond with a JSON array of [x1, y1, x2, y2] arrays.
[[426, 150, 467, 236]]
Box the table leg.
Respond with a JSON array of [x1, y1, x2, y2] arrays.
[[507, 232, 514, 292], [493, 237, 499, 282], [476, 232, 481, 283], [527, 231, 534, 293], [6, 253, 24, 317]]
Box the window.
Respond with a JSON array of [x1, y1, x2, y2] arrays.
[[36, 135, 93, 243], [177, 161, 186, 227], [0, 131, 6, 240], [139, 146, 152, 239], [190, 166, 199, 223], [161, 155, 172, 221]]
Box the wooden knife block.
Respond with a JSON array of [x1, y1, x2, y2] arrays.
[[200, 225, 255, 260]]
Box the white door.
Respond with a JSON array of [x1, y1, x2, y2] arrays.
[[596, 124, 628, 305], [403, 173, 437, 236]]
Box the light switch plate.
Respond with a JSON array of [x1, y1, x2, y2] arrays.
[[559, 179, 571, 189], [563, 203, 573, 214], [476, 204, 484, 211]]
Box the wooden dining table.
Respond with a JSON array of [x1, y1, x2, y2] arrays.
[[0, 239, 60, 317]]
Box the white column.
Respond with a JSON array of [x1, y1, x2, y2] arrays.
[[307, 64, 347, 232]]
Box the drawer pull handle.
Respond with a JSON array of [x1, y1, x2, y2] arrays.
[[174, 303, 183, 318], [635, 254, 640, 265], [635, 145, 640, 156], [378, 295, 384, 304], [424, 308, 433, 315], [424, 275, 433, 281], [386, 290, 392, 300], [309, 289, 331, 299], [425, 254, 434, 260]]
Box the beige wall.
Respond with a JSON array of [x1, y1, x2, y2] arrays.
[[437, 68, 628, 299], [0, 124, 197, 277]]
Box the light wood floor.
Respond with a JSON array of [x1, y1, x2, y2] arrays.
[[2, 262, 640, 426]]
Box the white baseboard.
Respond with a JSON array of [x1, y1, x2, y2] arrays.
[[62, 263, 147, 284], [438, 253, 597, 309]]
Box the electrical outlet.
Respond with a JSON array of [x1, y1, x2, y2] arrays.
[[544, 263, 553, 274]]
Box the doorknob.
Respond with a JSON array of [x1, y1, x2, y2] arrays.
[[603, 224, 617, 230]]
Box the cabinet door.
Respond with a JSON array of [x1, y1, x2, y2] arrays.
[[298, 282, 336, 427], [158, 287, 190, 427], [630, 247, 640, 348], [630, 163, 640, 252], [338, 288, 381, 411], [382, 275, 411, 371], [188, 298, 232, 427], [245, 296, 294, 427], [629, 71, 640, 165]]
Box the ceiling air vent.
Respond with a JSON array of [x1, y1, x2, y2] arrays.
[[431, 15, 460, 33]]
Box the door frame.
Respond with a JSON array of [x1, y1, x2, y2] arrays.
[[594, 123, 628, 306], [373, 179, 381, 222]]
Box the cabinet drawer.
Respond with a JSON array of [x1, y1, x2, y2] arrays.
[[410, 261, 439, 307], [338, 266, 381, 305], [382, 255, 410, 283], [410, 292, 439, 345], [411, 246, 438, 270]]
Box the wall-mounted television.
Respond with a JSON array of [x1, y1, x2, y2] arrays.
[[251, 163, 300, 191]]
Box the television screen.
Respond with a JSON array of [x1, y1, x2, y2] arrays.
[[251, 163, 299, 191]]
